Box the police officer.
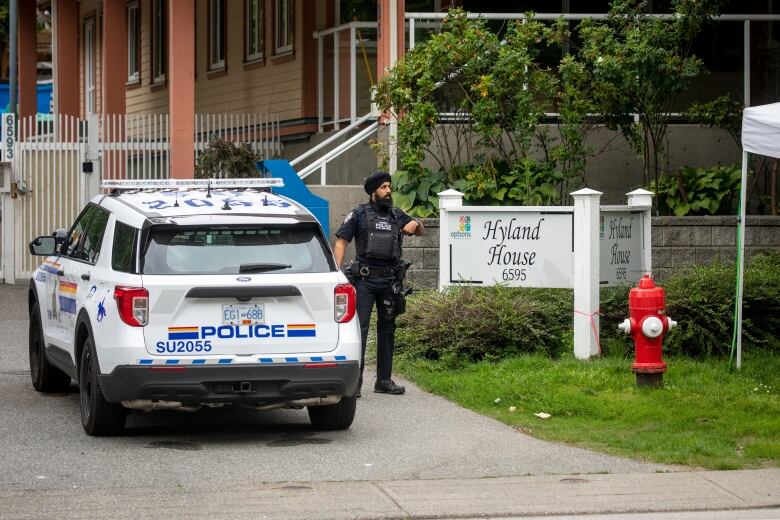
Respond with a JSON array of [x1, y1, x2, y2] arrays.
[[333, 171, 423, 396]]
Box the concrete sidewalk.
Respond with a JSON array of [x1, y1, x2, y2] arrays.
[[1, 469, 778, 519]]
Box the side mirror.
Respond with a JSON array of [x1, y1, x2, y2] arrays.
[[29, 236, 57, 256]]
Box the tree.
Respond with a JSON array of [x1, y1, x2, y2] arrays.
[[194, 137, 261, 179], [568, 0, 722, 200], [373, 9, 587, 214]]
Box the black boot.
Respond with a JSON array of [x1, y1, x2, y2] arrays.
[[374, 379, 405, 395]]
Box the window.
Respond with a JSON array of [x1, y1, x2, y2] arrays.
[[274, 0, 293, 55], [112, 222, 138, 273], [209, 0, 226, 70], [64, 204, 110, 264], [127, 1, 140, 83], [84, 18, 95, 114], [152, 0, 167, 83], [246, 0, 264, 62], [142, 224, 335, 275]]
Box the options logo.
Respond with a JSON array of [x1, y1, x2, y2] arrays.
[[450, 215, 472, 239]]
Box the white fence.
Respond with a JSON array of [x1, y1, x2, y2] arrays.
[[1, 112, 281, 282]]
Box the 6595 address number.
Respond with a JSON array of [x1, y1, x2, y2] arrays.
[[501, 268, 527, 282]]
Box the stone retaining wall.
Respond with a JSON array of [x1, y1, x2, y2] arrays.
[[403, 216, 780, 290]]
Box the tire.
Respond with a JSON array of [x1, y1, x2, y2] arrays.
[[79, 338, 126, 436], [29, 303, 71, 393], [308, 396, 357, 431]]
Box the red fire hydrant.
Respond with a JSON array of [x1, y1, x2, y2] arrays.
[[618, 275, 677, 387]]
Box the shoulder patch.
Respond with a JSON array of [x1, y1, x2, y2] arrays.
[[343, 211, 354, 224]]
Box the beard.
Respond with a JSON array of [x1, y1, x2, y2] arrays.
[[376, 193, 393, 208]]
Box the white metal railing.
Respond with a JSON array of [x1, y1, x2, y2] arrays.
[[96, 113, 281, 181], [297, 121, 379, 184], [291, 111, 376, 168], [195, 113, 281, 164], [314, 13, 780, 134], [405, 12, 780, 109], [314, 21, 378, 132], [8, 112, 282, 279]]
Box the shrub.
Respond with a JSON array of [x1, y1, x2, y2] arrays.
[[195, 137, 261, 179], [397, 253, 780, 362], [649, 164, 742, 216], [602, 253, 780, 357], [395, 285, 572, 363]]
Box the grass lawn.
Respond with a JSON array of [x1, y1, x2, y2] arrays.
[[395, 352, 780, 470]]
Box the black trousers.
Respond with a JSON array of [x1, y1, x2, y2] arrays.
[[354, 275, 396, 386]]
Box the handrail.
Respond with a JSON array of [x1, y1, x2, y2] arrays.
[[405, 12, 780, 21], [290, 112, 376, 167], [313, 20, 377, 39], [298, 121, 379, 184]]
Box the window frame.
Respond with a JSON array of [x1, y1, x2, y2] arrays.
[[245, 0, 265, 63], [63, 203, 110, 265], [126, 1, 140, 84], [151, 0, 167, 84], [273, 0, 293, 56], [208, 0, 227, 71], [112, 221, 139, 273]]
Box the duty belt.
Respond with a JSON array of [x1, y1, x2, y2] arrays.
[[358, 264, 397, 278]]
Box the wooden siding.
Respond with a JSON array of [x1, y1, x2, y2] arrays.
[[194, 0, 305, 120], [126, 0, 171, 114], [117, 0, 324, 123]]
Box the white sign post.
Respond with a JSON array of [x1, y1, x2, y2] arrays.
[[572, 188, 602, 359], [439, 188, 652, 360]]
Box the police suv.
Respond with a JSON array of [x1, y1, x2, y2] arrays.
[[28, 178, 360, 436]]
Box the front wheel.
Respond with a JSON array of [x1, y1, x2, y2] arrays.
[[308, 396, 356, 431], [79, 338, 126, 436], [29, 303, 71, 393]]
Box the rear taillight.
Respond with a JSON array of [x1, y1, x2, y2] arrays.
[[334, 283, 356, 323], [114, 286, 149, 327]]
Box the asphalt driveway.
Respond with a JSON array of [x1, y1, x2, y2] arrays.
[[0, 283, 671, 494]]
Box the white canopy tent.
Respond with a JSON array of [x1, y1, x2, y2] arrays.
[[736, 102, 780, 368]]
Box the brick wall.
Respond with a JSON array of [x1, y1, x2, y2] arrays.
[[403, 216, 780, 290], [403, 218, 441, 290], [652, 216, 780, 280]]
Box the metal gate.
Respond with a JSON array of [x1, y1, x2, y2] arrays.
[[5, 112, 280, 281]]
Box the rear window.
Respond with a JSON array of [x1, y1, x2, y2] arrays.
[[112, 221, 138, 273], [141, 224, 335, 275]]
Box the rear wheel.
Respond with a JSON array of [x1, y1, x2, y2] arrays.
[[29, 303, 71, 393], [308, 396, 356, 431], [79, 338, 126, 436]]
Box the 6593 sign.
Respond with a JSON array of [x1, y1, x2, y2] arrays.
[[2, 113, 16, 162]]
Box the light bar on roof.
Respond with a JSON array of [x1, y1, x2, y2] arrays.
[[101, 178, 284, 190]]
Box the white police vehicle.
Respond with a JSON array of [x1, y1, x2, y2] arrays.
[[28, 178, 360, 436]]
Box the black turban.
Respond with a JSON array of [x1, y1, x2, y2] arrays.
[[363, 171, 392, 195]]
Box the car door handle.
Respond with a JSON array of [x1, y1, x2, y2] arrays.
[[81, 273, 91, 281], [56, 269, 64, 277]]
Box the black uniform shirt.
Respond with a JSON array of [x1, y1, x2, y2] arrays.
[[335, 200, 414, 267]]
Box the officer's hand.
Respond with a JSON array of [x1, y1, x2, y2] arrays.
[[402, 220, 420, 236]]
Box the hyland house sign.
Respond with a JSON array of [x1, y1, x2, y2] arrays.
[[446, 208, 575, 288]]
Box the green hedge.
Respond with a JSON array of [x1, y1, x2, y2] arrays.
[[397, 253, 780, 361], [395, 285, 572, 363]]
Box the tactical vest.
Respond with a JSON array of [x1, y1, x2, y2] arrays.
[[359, 203, 402, 261]]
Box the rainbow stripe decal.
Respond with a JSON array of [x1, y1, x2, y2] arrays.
[[286, 323, 316, 338], [168, 326, 200, 340], [40, 260, 61, 275], [58, 281, 78, 314]]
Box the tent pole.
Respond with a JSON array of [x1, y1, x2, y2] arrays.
[[736, 151, 749, 370]]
